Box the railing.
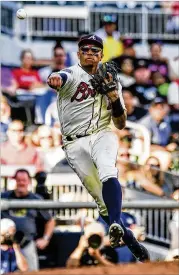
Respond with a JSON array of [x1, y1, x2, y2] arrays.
[[90, 7, 179, 41], [1, 199, 179, 246], [1, 1, 17, 36], [2, 2, 178, 42], [1, 199, 178, 210], [11, 5, 179, 42]]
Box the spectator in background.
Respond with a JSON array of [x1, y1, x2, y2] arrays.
[[131, 58, 157, 106], [126, 156, 171, 197], [3, 49, 56, 124], [123, 88, 147, 122], [37, 125, 65, 172], [35, 171, 50, 200], [168, 79, 179, 107], [0, 218, 28, 274], [95, 14, 123, 62], [166, 189, 179, 261], [34, 171, 51, 240], [139, 97, 172, 147], [143, 156, 172, 196], [167, 55, 179, 139], [113, 55, 135, 87], [66, 221, 117, 267], [148, 42, 169, 78], [122, 38, 136, 57], [0, 120, 43, 172], [115, 140, 134, 185], [166, 56, 179, 143], [51, 121, 63, 147], [0, 95, 11, 142], [169, 56, 179, 81], [3, 50, 43, 94], [39, 44, 67, 83], [166, 1, 179, 34], [45, 101, 59, 127], [1, 169, 55, 271], [151, 71, 170, 99]]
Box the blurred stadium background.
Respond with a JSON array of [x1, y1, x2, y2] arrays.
[[1, 0, 179, 273]]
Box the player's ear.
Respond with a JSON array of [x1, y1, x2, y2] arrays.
[[99, 51, 104, 61], [77, 51, 80, 59]]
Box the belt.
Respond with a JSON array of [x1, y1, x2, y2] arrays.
[[66, 134, 89, 141]]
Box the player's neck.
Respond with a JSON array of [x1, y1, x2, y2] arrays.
[[81, 64, 97, 75]]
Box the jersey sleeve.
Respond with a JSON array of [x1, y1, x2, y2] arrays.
[[58, 68, 74, 90]]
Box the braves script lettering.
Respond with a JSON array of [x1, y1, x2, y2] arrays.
[[71, 82, 96, 102]]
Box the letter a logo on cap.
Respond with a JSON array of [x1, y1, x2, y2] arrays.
[[89, 35, 96, 40]]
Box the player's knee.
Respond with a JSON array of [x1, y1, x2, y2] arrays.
[[99, 167, 118, 183]]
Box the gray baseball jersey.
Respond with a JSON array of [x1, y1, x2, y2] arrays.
[[56, 63, 125, 144], [55, 63, 126, 215]]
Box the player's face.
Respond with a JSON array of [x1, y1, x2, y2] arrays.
[[77, 44, 103, 67]]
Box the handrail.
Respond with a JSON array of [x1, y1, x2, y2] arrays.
[[1, 199, 179, 211]]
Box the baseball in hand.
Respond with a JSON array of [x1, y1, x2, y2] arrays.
[[16, 9, 27, 20]]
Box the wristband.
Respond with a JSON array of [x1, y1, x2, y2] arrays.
[[111, 98, 124, 117], [43, 235, 50, 241]]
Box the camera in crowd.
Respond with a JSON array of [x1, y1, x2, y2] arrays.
[[87, 233, 102, 249], [0, 218, 26, 247], [1, 230, 25, 247], [84, 221, 106, 250]]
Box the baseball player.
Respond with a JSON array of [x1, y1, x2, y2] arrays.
[[47, 34, 149, 262]]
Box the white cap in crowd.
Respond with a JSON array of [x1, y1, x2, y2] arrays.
[[0, 218, 16, 234]]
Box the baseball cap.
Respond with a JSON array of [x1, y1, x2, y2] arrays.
[[1, 218, 16, 234], [103, 14, 117, 24], [78, 34, 103, 49], [134, 58, 149, 70], [151, 97, 166, 106], [123, 38, 134, 48]]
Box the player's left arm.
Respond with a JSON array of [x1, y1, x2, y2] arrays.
[[108, 90, 127, 130], [106, 75, 127, 130]]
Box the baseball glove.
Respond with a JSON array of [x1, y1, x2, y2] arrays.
[[90, 61, 120, 95]]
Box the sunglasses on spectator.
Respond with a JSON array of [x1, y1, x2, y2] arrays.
[[150, 164, 160, 169], [54, 53, 65, 57], [80, 46, 102, 54], [40, 136, 53, 140], [9, 128, 24, 132], [120, 153, 130, 157]]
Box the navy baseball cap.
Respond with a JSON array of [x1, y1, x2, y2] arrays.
[[151, 97, 166, 105], [78, 34, 103, 49], [134, 58, 149, 69], [103, 14, 117, 24]]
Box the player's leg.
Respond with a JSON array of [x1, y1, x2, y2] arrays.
[[64, 137, 108, 219], [91, 130, 122, 225], [91, 130, 150, 262]]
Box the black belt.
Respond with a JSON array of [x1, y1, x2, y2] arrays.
[[66, 134, 89, 141]]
